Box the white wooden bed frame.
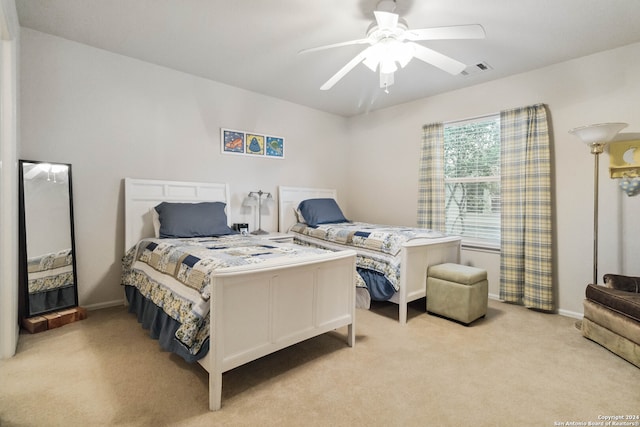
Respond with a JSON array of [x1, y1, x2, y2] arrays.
[[278, 186, 461, 325], [124, 178, 356, 411]]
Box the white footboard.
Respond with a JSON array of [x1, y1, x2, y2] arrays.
[[203, 250, 356, 410], [389, 236, 461, 324]]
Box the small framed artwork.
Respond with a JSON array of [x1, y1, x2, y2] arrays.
[[220, 128, 285, 159], [266, 136, 285, 158], [245, 134, 265, 156], [221, 129, 245, 155]]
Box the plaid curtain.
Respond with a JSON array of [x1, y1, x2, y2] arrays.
[[500, 104, 554, 311], [417, 123, 445, 232]]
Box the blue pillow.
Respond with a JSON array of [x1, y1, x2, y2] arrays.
[[297, 198, 349, 227], [154, 202, 237, 238]]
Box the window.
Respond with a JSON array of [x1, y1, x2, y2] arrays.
[[444, 115, 500, 248]]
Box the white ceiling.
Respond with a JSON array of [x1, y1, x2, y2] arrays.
[[15, 0, 640, 117]]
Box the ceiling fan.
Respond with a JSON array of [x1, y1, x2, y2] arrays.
[[300, 0, 485, 92]]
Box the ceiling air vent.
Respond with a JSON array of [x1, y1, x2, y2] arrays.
[[460, 62, 492, 76]]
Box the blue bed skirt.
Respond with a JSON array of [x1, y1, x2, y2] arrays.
[[28, 285, 76, 315], [124, 285, 209, 363], [357, 268, 396, 301]]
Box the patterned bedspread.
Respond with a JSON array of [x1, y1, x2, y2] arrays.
[[28, 248, 73, 273], [290, 222, 445, 257], [27, 249, 74, 293], [121, 235, 342, 357], [290, 222, 445, 294]]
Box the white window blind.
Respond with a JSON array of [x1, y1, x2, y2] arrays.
[[444, 115, 501, 248]]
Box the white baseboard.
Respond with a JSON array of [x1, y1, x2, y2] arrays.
[[85, 295, 586, 319], [83, 299, 125, 311], [488, 293, 583, 319], [558, 308, 583, 320]]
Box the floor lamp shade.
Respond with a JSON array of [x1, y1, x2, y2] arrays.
[[569, 122, 628, 152], [569, 122, 628, 285]]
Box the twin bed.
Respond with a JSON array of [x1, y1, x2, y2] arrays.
[[123, 178, 356, 410], [122, 178, 461, 410], [278, 186, 461, 325]]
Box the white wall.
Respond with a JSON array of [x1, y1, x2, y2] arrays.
[[346, 42, 640, 317], [19, 28, 350, 309], [19, 27, 640, 318]]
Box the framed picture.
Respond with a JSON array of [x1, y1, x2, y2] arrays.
[[221, 128, 284, 159], [221, 129, 245, 155], [245, 134, 265, 156], [266, 136, 285, 158]]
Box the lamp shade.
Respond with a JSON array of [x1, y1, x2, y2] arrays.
[[242, 195, 258, 207], [569, 122, 628, 145]]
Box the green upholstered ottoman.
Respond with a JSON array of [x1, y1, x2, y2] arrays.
[[426, 263, 488, 325]]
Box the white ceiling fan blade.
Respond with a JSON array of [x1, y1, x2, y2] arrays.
[[299, 38, 371, 55], [409, 42, 466, 75], [373, 10, 398, 30], [405, 24, 486, 41], [320, 47, 373, 90]]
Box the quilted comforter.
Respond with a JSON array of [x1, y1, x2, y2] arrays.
[[289, 222, 445, 256], [121, 235, 339, 358], [290, 222, 446, 297]]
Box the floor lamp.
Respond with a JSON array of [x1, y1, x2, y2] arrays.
[[569, 122, 628, 285]]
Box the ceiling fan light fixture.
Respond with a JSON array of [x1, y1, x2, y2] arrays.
[[394, 41, 413, 68], [380, 59, 398, 74], [397, 55, 412, 68], [362, 56, 379, 72], [361, 38, 413, 91], [362, 43, 383, 71], [364, 39, 412, 71]]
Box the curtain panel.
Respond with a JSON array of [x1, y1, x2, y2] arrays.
[[417, 123, 445, 232], [499, 104, 554, 311]]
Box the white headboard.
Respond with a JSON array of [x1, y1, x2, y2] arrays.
[[278, 186, 338, 232], [124, 178, 231, 251]]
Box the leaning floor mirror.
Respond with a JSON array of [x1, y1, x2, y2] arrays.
[[18, 160, 79, 321]]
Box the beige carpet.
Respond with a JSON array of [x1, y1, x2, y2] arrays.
[[1, 299, 639, 427]]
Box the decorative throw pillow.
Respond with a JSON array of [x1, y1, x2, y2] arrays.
[[603, 274, 640, 293], [297, 198, 349, 227], [154, 202, 236, 238]]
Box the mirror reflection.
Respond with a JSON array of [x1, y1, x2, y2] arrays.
[[19, 160, 78, 317]]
